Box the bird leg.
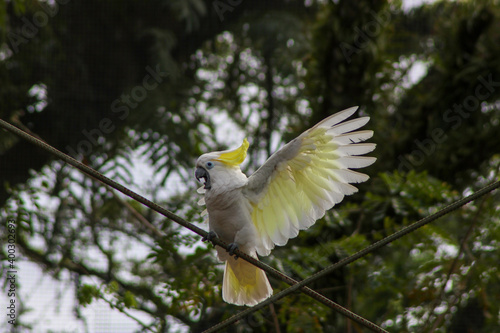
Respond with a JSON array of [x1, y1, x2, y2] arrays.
[[202, 231, 218, 248], [227, 243, 239, 259]]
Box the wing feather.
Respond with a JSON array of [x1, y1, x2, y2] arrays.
[[328, 117, 370, 135], [314, 106, 359, 128], [336, 156, 377, 169], [244, 107, 376, 256], [274, 178, 301, 232], [330, 169, 370, 183], [337, 143, 376, 155], [332, 130, 374, 144]]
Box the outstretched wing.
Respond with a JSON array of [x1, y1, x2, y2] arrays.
[[244, 107, 376, 256]]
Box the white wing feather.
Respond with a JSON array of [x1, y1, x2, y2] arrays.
[[244, 107, 376, 256]]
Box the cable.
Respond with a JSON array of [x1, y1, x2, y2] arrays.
[[5, 118, 496, 333], [0, 119, 387, 332], [206, 179, 500, 332]]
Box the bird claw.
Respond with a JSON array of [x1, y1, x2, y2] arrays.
[[227, 243, 239, 259], [202, 231, 218, 247]]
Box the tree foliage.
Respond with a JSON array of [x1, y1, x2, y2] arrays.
[[1, 0, 499, 332]]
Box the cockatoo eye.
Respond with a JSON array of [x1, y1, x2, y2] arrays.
[[206, 161, 214, 169]]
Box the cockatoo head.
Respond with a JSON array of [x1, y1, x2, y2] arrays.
[[195, 139, 249, 190]]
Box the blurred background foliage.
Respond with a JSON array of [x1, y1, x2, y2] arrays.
[[1, 0, 499, 332]]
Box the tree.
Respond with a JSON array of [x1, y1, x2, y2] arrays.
[[1, 0, 499, 332]]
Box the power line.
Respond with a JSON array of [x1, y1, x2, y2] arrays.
[[0, 119, 387, 332], [3, 118, 497, 333], [205, 180, 500, 332]]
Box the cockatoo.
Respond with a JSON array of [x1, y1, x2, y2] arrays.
[[195, 106, 376, 306]]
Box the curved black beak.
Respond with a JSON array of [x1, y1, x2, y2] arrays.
[[195, 167, 211, 190]]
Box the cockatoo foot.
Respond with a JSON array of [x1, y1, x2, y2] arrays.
[[227, 243, 239, 259], [202, 231, 218, 247]]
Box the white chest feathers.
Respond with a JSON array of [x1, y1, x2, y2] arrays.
[[204, 166, 248, 207]]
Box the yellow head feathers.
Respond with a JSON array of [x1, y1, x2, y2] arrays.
[[216, 138, 249, 166]]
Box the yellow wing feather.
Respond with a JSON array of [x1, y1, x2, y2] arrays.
[[245, 107, 376, 256]]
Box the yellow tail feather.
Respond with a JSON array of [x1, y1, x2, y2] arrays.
[[222, 256, 272, 306]]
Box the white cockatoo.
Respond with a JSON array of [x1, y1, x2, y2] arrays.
[[195, 106, 376, 306]]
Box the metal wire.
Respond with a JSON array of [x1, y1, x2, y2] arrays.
[[205, 180, 500, 332], [4, 118, 497, 333], [0, 119, 388, 332]]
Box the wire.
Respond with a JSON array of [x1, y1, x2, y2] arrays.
[[4, 118, 497, 333], [0, 119, 388, 332], [205, 180, 500, 332]]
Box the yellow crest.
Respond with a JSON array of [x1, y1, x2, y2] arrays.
[[216, 138, 249, 166]]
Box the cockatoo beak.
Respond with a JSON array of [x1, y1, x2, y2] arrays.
[[195, 167, 211, 190]]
